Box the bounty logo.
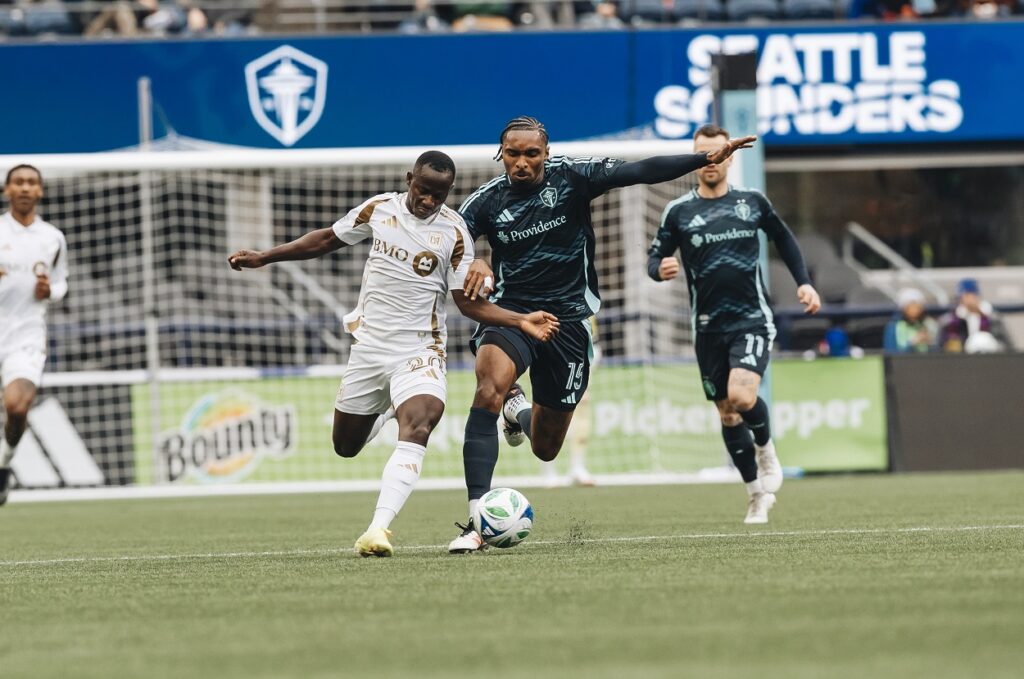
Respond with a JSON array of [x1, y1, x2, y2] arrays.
[[158, 391, 296, 483], [245, 45, 328, 147], [540, 187, 558, 208], [653, 31, 963, 140]]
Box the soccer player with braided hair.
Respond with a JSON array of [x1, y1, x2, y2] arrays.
[[448, 116, 755, 553]]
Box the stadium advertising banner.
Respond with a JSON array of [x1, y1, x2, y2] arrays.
[[2, 22, 1022, 153], [130, 357, 887, 485]]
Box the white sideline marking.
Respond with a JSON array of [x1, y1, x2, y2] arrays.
[[2, 524, 1022, 568]]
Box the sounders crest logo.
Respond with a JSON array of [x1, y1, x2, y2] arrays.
[[245, 45, 328, 147], [653, 31, 963, 140], [159, 391, 296, 483], [540, 187, 558, 208]]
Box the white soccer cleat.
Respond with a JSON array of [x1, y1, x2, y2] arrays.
[[755, 440, 783, 493], [354, 527, 394, 557], [448, 520, 485, 554], [744, 491, 776, 525], [501, 384, 529, 447], [570, 466, 595, 487]]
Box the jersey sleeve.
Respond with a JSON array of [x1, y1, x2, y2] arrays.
[[48, 230, 69, 302], [331, 195, 388, 244], [755, 191, 812, 287], [647, 203, 681, 281], [458, 187, 493, 240], [564, 157, 627, 198], [447, 223, 475, 291]]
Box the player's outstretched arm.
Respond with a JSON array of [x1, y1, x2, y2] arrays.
[[228, 227, 345, 270], [596, 136, 758, 191], [705, 136, 757, 164], [453, 293, 560, 343]]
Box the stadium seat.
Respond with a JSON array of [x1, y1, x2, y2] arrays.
[[781, 0, 839, 18], [726, 0, 781, 20], [676, 0, 728, 20]]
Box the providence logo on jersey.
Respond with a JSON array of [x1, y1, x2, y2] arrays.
[[691, 228, 757, 248], [653, 31, 963, 140], [506, 215, 567, 243], [158, 391, 296, 483], [245, 45, 328, 147]]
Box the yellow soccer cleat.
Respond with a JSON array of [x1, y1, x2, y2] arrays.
[[354, 527, 394, 557]]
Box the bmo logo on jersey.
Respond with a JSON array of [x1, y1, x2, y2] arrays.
[[654, 31, 963, 140], [245, 45, 328, 147]]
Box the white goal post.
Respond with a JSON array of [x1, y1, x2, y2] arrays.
[[1, 141, 741, 490]]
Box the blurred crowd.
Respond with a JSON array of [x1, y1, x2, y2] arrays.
[[1, 0, 1021, 39], [815, 278, 1015, 358]]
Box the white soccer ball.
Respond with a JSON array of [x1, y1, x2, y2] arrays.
[[475, 487, 534, 549]]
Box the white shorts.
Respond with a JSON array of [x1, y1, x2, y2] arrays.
[[335, 343, 447, 416], [1, 345, 47, 388]]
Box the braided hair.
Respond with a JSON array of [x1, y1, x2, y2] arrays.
[[494, 116, 549, 160]]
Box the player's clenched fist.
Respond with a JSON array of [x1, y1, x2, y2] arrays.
[[658, 257, 680, 281], [34, 273, 50, 300], [520, 311, 560, 343], [228, 250, 266, 270]]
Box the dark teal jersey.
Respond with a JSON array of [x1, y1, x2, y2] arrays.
[[459, 156, 626, 322], [648, 186, 810, 335]]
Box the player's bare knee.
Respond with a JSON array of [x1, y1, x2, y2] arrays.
[[728, 392, 756, 413], [718, 412, 743, 427], [531, 443, 559, 462], [4, 400, 30, 422], [471, 382, 504, 412], [400, 421, 435, 446], [332, 436, 362, 458]]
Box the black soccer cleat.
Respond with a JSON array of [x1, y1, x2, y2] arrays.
[[0, 468, 13, 507]]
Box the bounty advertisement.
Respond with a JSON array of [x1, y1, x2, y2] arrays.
[[131, 357, 887, 484]]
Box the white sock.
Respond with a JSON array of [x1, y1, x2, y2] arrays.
[[367, 406, 395, 444], [368, 441, 426, 531], [0, 440, 14, 467], [745, 479, 764, 497], [468, 499, 479, 522]]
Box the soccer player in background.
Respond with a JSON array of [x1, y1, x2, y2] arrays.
[[228, 152, 560, 557], [0, 165, 69, 505], [448, 116, 755, 552], [647, 124, 821, 524]]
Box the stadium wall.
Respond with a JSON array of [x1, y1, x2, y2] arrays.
[[886, 353, 1024, 473], [1, 21, 1023, 152]]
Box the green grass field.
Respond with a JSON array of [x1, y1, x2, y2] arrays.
[[2, 472, 1023, 679]]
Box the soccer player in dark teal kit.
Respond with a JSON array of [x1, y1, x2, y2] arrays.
[[648, 124, 821, 525], [449, 116, 756, 552]]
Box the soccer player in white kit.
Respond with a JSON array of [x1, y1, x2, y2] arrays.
[[228, 152, 559, 557], [1, 165, 69, 505]]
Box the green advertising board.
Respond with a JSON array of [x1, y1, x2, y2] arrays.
[[132, 357, 887, 485]]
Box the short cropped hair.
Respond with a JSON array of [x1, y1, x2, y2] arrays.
[[5, 164, 42, 186], [693, 124, 729, 142], [414, 151, 456, 178]]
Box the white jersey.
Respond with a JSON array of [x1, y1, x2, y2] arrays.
[[332, 193, 473, 354], [0, 211, 68, 351]]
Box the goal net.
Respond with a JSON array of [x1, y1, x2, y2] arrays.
[[2, 141, 737, 490]]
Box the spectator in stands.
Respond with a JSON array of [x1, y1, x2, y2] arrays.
[[138, 0, 188, 35], [577, 1, 625, 28], [884, 288, 939, 354], [439, 1, 514, 30], [940, 278, 1013, 353], [84, 1, 139, 36], [398, 0, 449, 32], [847, 0, 937, 18], [954, 0, 1017, 17]]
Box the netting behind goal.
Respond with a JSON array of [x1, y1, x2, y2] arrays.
[[3, 142, 731, 489]]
